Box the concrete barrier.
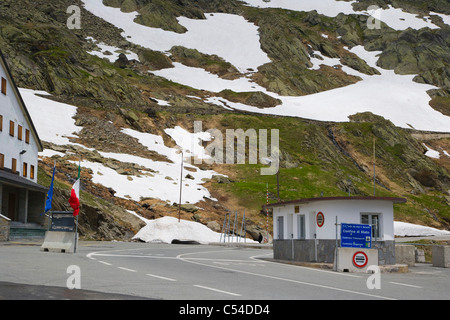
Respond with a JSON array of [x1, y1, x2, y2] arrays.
[[334, 248, 378, 273], [40, 231, 78, 253], [432, 246, 450, 268], [395, 244, 415, 267]]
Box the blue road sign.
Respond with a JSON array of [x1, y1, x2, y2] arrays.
[[341, 223, 372, 248]]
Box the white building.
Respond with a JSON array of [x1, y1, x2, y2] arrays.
[[265, 196, 406, 265], [0, 50, 47, 236]]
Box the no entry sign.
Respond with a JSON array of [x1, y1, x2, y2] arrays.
[[316, 212, 324, 227], [352, 251, 368, 268]]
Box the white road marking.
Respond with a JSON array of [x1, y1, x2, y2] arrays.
[[118, 267, 137, 272], [177, 251, 396, 300], [389, 282, 422, 289], [146, 273, 177, 282], [98, 260, 112, 266], [193, 285, 242, 297]]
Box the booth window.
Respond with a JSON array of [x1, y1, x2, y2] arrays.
[[361, 213, 380, 239]]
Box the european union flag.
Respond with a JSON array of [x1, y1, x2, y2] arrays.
[[44, 165, 55, 213]]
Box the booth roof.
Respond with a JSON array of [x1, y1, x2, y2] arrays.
[[263, 196, 407, 209]]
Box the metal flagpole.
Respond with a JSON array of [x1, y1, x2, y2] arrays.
[[232, 210, 237, 242], [220, 213, 226, 243], [178, 150, 183, 223], [74, 160, 80, 254], [373, 137, 376, 196], [266, 183, 269, 243]]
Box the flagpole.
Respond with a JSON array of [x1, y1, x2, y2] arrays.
[[74, 160, 80, 253], [44, 161, 56, 230]]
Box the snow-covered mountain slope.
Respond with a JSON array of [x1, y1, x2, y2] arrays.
[[79, 0, 450, 132], [21, 88, 219, 205]]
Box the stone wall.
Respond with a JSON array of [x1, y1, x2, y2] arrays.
[[274, 239, 396, 265], [0, 215, 10, 241]]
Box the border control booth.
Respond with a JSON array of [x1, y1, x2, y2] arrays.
[[264, 196, 406, 270]]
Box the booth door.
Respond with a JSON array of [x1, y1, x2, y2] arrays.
[[277, 216, 284, 240], [297, 215, 305, 239]]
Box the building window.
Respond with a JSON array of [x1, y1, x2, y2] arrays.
[[0, 153, 4, 169], [18, 125, 23, 141], [297, 215, 305, 239], [25, 129, 30, 144], [11, 158, 17, 173], [30, 165, 35, 180], [9, 120, 14, 137], [0, 115, 3, 131], [361, 213, 381, 239], [1, 77, 6, 95], [23, 162, 27, 177]]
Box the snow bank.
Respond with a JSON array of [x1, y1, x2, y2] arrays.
[[133, 216, 257, 244], [394, 221, 450, 237]]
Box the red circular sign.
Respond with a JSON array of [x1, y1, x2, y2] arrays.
[[353, 251, 368, 268], [316, 212, 324, 227]]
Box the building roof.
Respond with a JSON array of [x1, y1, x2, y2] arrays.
[[0, 170, 48, 194], [264, 196, 407, 209], [0, 49, 43, 152]]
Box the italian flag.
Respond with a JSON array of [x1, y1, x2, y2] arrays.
[[69, 163, 81, 217]]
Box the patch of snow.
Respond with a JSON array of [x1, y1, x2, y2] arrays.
[[423, 143, 440, 159], [394, 221, 450, 237], [151, 62, 265, 93], [38, 149, 66, 158], [86, 37, 139, 63], [164, 126, 213, 161], [19, 88, 81, 145]]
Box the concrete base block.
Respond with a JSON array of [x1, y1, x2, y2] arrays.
[[40, 231, 78, 253], [395, 244, 415, 267], [432, 246, 450, 268], [334, 248, 378, 273]]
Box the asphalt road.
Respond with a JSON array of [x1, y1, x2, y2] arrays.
[[0, 241, 449, 302]]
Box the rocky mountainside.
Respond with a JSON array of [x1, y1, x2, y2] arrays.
[[1, 0, 449, 241]]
